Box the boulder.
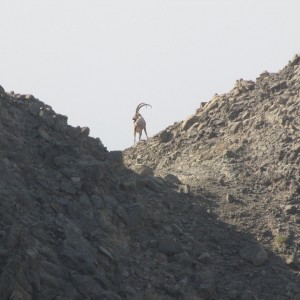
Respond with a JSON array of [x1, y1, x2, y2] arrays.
[[131, 164, 154, 176], [182, 115, 200, 131], [158, 130, 173, 143], [240, 244, 268, 266]]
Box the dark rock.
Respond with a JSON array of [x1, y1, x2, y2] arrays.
[[182, 115, 200, 131], [284, 205, 298, 214], [98, 244, 117, 262], [158, 130, 173, 143], [174, 251, 192, 265], [77, 160, 108, 183], [116, 206, 130, 225], [80, 126, 90, 137], [128, 205, 145, 229], [223, 149, 239, 159], [226, 193, 235, 203], [195, 269, 216, 300], [38, 126, 50, 141], [71, 274, 103, 298], [90, 195, 104, 209], [10, 290, 24, 300], [29, 102, 41, 116], [197, 252, 211, 264], [287, 253, 299, 269], [0, 85, 5, 94], [164, 173, 181, 184], [240, 244, 268, 266], [131, 164, 154, 176], [136, 177, 160, 192], [60, 181, 77, 195], [101, 291, 122, 300], [241, 290, 258, 300], [120, 179, 136, 191], [228, 108, 243, 121], [158, 239, 183, 256], [231, 121, 243, 134], [53, 155, 72, 167]]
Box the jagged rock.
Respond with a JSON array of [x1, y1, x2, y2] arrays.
[[28, 102, 41, 116], [231, 121, 243, 134], [0, 85, 5, 94], [71, 274, 103, 298], [130, 164, 154, 176], [286, 253, 299, 269], [80, 126, 90, 137], [182, 114, 200, 131]]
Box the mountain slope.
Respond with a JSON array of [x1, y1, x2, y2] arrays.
[[124, 54, 300, 299], [1, 54, 300, 300]]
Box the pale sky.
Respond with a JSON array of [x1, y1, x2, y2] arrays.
[[1, 0, 299, 150]]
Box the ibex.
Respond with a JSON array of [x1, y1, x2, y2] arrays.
[[133, 103, 152, 144]]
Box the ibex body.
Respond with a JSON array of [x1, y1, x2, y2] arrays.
[[133, 103, 152, 144]]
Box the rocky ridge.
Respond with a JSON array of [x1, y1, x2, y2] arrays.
[[0, 87, 246, 300], [0, 54, 300, 300]]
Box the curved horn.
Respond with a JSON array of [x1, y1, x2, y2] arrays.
[[136, 103, 152, 113]]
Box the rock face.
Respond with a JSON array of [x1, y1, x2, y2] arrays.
[[1, 54, 300, 300]]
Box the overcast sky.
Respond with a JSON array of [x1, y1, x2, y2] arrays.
[[1, 0, 299, 150]]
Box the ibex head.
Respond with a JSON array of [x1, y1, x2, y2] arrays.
[[132, 103, 152, 122]]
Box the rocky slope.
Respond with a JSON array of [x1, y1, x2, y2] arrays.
[[124, 54, 300, 299], [0, 87, 246, 300], [1, 54, 300, 300]]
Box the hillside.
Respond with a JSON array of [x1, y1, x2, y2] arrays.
[[0, 54, 300, 300], [124, 54, 300, 299]]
